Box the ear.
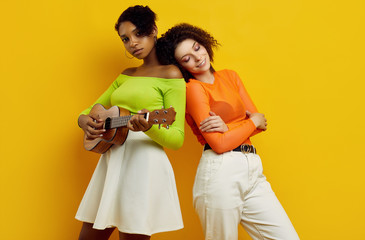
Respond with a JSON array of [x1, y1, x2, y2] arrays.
[[152, 25, 158, 37]]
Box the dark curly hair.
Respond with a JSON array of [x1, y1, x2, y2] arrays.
[[156, 23, 219, 82], [115, 5, 156, 36]]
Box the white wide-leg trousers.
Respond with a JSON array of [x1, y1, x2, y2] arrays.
[[193, 150, 299, 240]]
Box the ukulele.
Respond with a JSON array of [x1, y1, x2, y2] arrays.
[[83, 104, 176, 154]]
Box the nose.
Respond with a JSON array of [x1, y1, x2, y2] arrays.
[[195, 54, 202, 62], [129, 37, 138, 48]]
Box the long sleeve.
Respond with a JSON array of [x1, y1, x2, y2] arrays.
[[186, 82, 256, 154], [79, 74, 185, 150], [144, 79, 186, 150], [232, 71, 263, 137], [80, 78, 122, 116]]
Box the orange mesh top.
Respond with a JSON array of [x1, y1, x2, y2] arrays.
[[185, 69, 261, 154]]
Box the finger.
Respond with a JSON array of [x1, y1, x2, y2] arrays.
[[88, 128, 104, 137], [200, 116, 213, 125], [201, 123, 221, 132], [137, 114, 149, 125], [246, 110, 252, 116], [86, 131, 102, 139], [209, 111, 217, 116], [133, 115, 148, 129], [127, 120, 136, 131], [138, 108, 149, 114], [89, 115, 103, 124], [201, 118, 223, 128], [137, 118, 151, 131], [259, 125, 267, 131], [131, 118, 144, 131], [89, 120, 104, 129], [200, 121, 214, 130], [200, 116, 219, 126], [204, 127, 224, 133]]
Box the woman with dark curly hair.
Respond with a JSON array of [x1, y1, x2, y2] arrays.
[[157, 23, 299, 240], [75, 6, 185, 240]]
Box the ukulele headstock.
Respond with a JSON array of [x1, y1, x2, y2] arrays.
[[148, 107, 176, 128]]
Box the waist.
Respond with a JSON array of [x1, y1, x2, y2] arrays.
[[204, 143, 257, 154]]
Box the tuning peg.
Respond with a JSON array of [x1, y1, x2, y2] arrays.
[[158, 124, 161, 129], [166, 125, 169, 129]]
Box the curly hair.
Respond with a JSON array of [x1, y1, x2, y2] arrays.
[[115, 5, 156, 36], [156, 23, 219, 82]]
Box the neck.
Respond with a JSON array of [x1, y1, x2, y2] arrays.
[[193, 70, 215, 84], [141, 46, 160, 67]]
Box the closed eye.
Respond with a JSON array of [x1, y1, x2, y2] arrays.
[[182, 56, 190, 63]]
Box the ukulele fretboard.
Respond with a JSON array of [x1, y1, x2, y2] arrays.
[[104, 113, 148, 129]]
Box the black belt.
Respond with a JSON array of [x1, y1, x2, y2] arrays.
[[204, 144, 257, 154]]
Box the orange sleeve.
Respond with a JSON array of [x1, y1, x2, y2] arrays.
[[232, 70, 263, 137], [186, 82, 257, 154]]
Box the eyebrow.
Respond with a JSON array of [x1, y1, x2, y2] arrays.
[[119, 27, 138, 38]]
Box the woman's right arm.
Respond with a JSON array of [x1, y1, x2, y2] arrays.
[[78, 114, 105, 139], [78, 75, 122, 138]]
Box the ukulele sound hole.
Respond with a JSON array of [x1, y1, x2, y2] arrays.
[[104, 118, 112, 129]]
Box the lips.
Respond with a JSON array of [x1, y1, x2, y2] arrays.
[[197, 59, 206, 68], [133, 48, 143, 55]]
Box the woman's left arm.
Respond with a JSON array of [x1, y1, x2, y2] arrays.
[[143, 79, 186, 150]]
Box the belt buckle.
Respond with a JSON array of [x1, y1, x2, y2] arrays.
[[240, 144, 251, 154]]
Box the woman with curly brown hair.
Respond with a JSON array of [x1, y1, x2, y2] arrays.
[[157, 23, 299, 240]]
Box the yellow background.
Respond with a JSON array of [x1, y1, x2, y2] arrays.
[[1, 0, 364, 239]]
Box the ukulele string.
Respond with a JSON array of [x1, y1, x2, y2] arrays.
[[110, 115, 133, 129]]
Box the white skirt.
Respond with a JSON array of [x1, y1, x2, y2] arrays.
[[75, 131, 183, 235]]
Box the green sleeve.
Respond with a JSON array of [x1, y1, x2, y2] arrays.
[[144, 79, 186, 150], [79, 76, 122, 115]]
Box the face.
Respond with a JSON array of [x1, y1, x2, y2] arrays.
[[174, 39, 211, 75], [118, 21, 157, 59]]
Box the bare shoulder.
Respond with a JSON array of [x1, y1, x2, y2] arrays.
[[121, 67, 137, 76], [158, 65, 183, 79]]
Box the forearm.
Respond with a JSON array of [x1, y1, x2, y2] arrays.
[[144, 80, 186, 150], [144, 126, 184, 150], [202, 119, 256, 153]]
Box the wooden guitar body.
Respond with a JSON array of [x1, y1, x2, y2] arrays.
[[84, 104, 130, 154], [83, 104, 176, 154]]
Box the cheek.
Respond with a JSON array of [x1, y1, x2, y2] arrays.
[[179, 62, 193, 71]]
